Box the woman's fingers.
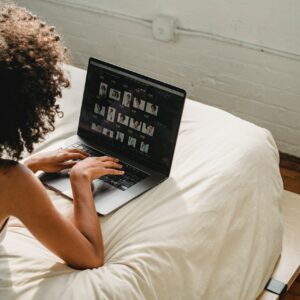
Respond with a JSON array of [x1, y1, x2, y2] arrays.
[[69, 156, 125, 181], [64, 150, 119, 163], [102, 161, 123, 169], [99, 156, 119, 162], [61, 161, 77, 168], [65, 148, 89, 157], [62, 152, 87, 161], [104, 168, 125, 176]]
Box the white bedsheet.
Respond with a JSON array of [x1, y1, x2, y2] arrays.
[[0, 65, 283, 300]]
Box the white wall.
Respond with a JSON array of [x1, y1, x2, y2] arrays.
[[16, 0, 300, 157], [49, 0, 300, 54]]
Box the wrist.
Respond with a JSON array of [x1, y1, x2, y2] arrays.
[[24, 157, 40, 173], [70, 169, 90, 182], [70, 170, 92, 200], [70, 169, 91, 191]]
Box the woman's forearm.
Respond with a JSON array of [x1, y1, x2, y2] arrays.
[[70, 173, 104, 263]]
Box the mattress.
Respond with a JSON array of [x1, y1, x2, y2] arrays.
[[0, 65, 283, 300]]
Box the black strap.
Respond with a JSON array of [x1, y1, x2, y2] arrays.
[[265, 278, 287, 299]]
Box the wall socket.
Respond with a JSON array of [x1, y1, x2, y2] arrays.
[[152, 15, 178, 42]]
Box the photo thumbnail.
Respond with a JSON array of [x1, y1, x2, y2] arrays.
[[94, 103, 105, 117], [107, 107, 116, 122], [128, 136, 137, 148], [145, 102, 159, 116], [102, 128, 114, 139], [117, 113, 129, 126], [133, 97, 146, 111], [122, 91, 132, 107], [109, 88, 121, 101], [116, 131, 125, 143], [91, 122, 102, 133], [99, 82, 108, 98], [140, 141, 149, 154], [129, 118, 142, 131], [142, 123, 155, 136]]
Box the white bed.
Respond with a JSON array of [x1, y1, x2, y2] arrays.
[[0, 65, 283, 300]]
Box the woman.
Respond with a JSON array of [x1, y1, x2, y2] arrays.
[[0, 4, 124, 269]]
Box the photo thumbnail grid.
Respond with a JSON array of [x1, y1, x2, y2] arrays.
[[91, 119, 150, 154], [99, 82, 159, 116], [91, 82, 157, 154]]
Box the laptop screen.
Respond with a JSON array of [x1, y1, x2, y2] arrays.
[[78, 58, 186, 175]]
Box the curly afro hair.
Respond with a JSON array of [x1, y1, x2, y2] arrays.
[[0, 3, 70, 160]]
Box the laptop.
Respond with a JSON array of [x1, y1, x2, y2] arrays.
[[40, 57, 186, 215]]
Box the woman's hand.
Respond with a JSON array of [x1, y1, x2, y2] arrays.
[[69, 156, 124, 183], [24, 148, 89, 173]]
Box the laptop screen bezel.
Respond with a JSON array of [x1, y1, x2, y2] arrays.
[[77, 57, 186, 176]]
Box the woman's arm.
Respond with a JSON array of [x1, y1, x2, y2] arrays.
[[3, 157, 123, 270], [68, 156, 124, 264], [23, 148, 88, 173]]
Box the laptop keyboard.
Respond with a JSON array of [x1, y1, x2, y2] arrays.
[[70, 143, 149, 191]]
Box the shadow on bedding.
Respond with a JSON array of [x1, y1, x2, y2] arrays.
[[0, 246, 18, 300], [0, 173, 279, 300], [26, 178, 194, 300]]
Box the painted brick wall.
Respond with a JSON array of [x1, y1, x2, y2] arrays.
[[15, 0, 300, 157]]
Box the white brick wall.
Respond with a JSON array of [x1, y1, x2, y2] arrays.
[[15, 0, 300, 157]]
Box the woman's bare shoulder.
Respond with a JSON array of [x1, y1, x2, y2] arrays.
[[0, 160, 30, 179], [0, 160, 39, 204]]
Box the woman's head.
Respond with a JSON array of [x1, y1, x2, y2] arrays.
[[0, 3, 69, 160]]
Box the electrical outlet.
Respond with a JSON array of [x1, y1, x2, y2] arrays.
[[152, 15, 177, 42]]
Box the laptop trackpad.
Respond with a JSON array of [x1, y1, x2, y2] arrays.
[[92, 179, 115, 196], [40, 172, 116, 198]]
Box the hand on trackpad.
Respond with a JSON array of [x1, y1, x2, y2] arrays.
[[92, 179, 115, 194]]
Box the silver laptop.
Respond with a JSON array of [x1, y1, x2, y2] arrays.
[[40, 57, 186, 215]]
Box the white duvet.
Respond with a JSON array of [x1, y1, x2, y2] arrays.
[[0, 65, 283, 300]]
